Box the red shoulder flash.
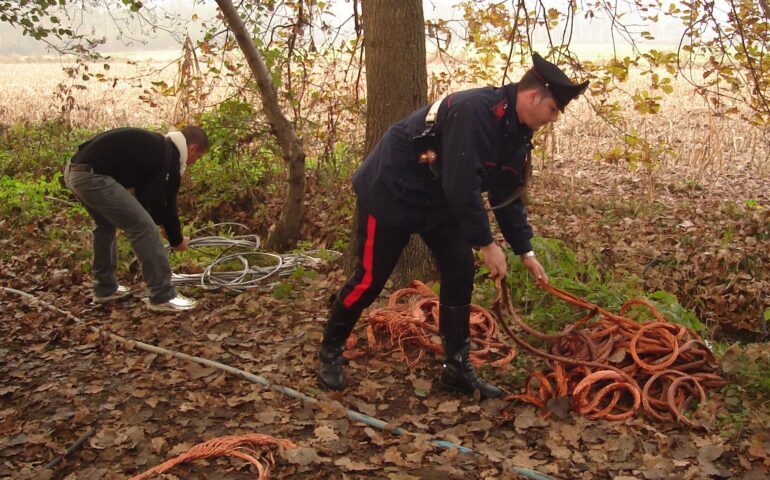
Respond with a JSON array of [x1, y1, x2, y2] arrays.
[[492, 100, 507, 121]]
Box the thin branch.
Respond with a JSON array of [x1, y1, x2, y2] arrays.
[[501, 0, 523, 85]]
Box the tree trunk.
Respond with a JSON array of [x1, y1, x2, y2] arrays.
[[362, 0, 428, 154], [215, 0, 305, 251], [351, 0, 437, 287]]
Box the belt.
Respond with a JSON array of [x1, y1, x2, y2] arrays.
[[68, 163, 93, 173]]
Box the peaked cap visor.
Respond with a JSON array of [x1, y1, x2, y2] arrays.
[[531, 52, 589, 111]]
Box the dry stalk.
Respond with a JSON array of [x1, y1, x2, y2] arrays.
[[169, 35, 205, 126], [0, 57, 768, 181]]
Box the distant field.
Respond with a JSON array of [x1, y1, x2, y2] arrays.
[[0, 49, 765, 178], [545, 43, 681, 60], [427, 42, 681, 64], [0, 56, 178, 128], [0, 49, 183, 64]]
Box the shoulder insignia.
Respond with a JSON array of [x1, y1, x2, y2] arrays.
[[491, 99, 508, 121]]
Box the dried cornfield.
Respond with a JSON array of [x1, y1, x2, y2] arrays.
[[0, 55, 178, 128], [553, 82, 770, 179], [1, 53, 768, 179]]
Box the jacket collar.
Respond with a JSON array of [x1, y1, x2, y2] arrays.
[[165, 131, 188, 175], [503, 83, 533, 141]]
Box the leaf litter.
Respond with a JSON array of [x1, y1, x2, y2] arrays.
[[1, 156, 769, 478]]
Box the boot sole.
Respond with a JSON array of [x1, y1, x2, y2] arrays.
[[439, 379, 474, 395], [317, 375, 345, 391], [439, 379, 502, 399]]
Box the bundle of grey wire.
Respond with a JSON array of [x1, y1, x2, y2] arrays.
[[170, 223, 340, 292]]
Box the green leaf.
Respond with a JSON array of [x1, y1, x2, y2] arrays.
[[414, 387, 429, 398]]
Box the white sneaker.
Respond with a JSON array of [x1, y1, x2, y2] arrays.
[[145, 294, 197, 312], [93, 285, 132, 304]]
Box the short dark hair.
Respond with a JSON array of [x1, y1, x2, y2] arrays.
[[518, 69, 552, 99], [181, 125, 209, 151]]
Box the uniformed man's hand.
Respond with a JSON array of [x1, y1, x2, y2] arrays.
[[522, 255, 548, 285], [480, 243, 507, 280], [172, 237, 190, 252]]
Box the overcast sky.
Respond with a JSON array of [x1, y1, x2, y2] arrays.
[[0, 1, 683, 56]]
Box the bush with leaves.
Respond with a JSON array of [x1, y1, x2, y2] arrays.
[[0, 173, 83, 226], [0, 121, 95, 179], [473, 237, 706, 335]]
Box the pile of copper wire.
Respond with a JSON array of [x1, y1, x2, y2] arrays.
[[354, 279, 725, 429], [129, 434, 297, 480], [493, 279, 726, 428], [345, 280, 516, 368]]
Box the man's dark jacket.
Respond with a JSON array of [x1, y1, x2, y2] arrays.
[[70, 127, 184, 246], [353, 83, 534, 254]]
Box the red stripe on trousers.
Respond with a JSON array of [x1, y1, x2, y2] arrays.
[[343, 214, 376, 308]]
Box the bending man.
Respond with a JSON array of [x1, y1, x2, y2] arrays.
[[64, 126, 208, 312], [318, 54, 589, 398]]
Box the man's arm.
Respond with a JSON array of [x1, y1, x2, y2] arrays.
[[439, 99, 497, 247], [492, 198, 548, 284], [160, 171, 183, 247], [136, 172, 184, 248]]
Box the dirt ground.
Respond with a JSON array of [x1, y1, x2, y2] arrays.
[[1, 156, 769, 479]]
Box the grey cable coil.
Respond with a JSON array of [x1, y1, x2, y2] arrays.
[[170, 223, 341, 292]]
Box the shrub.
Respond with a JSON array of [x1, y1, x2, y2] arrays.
[[0, 173, 83, 225], [473, 237, 704, 334], [0, 121, 95, 179]]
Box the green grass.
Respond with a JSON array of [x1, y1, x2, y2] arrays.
[[0, 173, 85, 226], [0, 121, 95, 178], [473, 236, 703, 334]]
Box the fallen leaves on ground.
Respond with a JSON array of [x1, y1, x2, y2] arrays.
[[1, 157, 769, 479]]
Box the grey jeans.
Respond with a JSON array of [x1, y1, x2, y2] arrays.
[[63, 163, 176, 303]]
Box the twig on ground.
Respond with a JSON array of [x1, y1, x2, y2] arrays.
[[43, 428, 95, 470]]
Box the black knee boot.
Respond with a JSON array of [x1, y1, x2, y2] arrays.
[[439, 304, 503, 399], [317, 299, 360, 391]]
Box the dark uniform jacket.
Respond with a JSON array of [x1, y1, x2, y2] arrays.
[[71, 127, 184, 246], [353, 83, 534, 254]]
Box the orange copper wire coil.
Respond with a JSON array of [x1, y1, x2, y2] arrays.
[[356, 278, 723, 429], [571, 370, 641, 421], [347, 280, 516, 369], [129, 434, 297, 480], [494, 279, 723, 429]]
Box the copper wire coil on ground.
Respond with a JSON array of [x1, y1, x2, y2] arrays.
[[353, 279, 725, 429], [129, 434, 297, 480], [344, 280, 517, 369], [494, 279, 725, 429]]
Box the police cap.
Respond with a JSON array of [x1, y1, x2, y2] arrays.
[[530, 52, 589, 111]]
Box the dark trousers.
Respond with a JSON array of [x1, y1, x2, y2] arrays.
[[338, 206, 475, 311], [63, 163, 176, 303]]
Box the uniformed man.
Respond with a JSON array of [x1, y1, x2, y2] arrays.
[[63, 126, 208, 312], [318, 53, 589, 398]]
